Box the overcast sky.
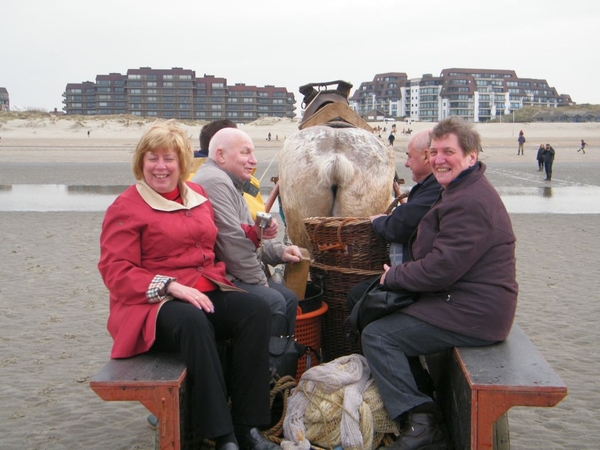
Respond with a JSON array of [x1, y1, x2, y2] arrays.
[[2, 0, 599, 111]]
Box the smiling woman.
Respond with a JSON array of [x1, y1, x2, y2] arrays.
[[97, 119, 281, 450]]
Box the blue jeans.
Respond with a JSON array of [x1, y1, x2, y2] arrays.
[[361, 312, 495, 420]]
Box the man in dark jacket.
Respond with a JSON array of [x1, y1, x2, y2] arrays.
[[371, 129, 441, 265], [347, 129, 442, 405], [542, 143, 555, 181], [364, 117, 518, 450]]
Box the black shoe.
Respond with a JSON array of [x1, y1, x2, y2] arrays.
[[384, 412, 446, 450], [241, 428, 280, 450]]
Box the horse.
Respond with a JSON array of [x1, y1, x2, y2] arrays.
[[277, 124, 396, 250]]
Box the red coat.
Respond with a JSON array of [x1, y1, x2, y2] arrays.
[[98, 180, 236, 358]]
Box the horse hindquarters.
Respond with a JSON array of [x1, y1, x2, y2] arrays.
[[278, 126, 395, 249]]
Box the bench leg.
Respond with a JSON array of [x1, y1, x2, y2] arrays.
[[139, 386, 182, 450], [472, 390, 565, 450]]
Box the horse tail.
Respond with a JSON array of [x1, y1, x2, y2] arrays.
[[317, 153, 355, 189]]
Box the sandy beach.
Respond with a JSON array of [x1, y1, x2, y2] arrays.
[[1, 116, 599, 449]]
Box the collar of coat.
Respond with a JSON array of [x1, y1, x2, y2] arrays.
[[204, 158, 245, 192], [136, 179, 208, 211]]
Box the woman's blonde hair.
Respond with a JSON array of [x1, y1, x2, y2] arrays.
[[132, 119, 194, 183]]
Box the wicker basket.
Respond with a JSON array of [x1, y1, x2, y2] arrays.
[[310, 262, 381, 361], [304, 217, 390, 271], [294, 301, 328, 382]]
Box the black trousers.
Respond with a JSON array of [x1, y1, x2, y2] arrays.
[[544, 161, 553, 179], [153, 291, 272, 440]]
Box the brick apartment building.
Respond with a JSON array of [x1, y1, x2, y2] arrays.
[[0, 87, 9, 112], [349, 69, 574, 123], [63, 67, 296, 123]]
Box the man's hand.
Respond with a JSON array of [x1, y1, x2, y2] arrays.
[[380, 264, 391, 285], [254, 217, 278, 239], [281, 245, 302, 264]]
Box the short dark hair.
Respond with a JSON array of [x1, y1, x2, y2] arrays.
[[199, 120, 237, 151], [430, 116, 482, 156]]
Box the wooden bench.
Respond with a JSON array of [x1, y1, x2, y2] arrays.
[[90, 352, 188, 450], [426, 324, 568, 449]]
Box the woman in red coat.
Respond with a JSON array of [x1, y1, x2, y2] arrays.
[[98, 120, 279, 450]]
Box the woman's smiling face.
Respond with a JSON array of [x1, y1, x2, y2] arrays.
[[428, 133, 477, 188], [142, 148, 180, 193]]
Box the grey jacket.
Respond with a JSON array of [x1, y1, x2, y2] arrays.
[[193, 159, 285, 285]]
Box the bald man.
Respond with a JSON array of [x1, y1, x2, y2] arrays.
[[192, 128, 300, 338]]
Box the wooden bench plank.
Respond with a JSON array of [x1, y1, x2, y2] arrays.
[[90, 352, 187, 450], [457, 324, 566, 395], [427, 323, 567, 450]]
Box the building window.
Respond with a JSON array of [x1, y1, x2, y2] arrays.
[[128, 74, 141, 80], [147, 82, 157, 87], [212, 82, 224, 88]]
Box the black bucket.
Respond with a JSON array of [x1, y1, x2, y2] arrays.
[[298, 277, 323, 314]]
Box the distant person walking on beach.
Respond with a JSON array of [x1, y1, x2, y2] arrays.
[[536, 144, 545, 171], [388, 132, 395, 146], [517, 130, 526, 155], [87, 130, 91, 137], [542, 143, 555, 181], [578, 139, 587, 154]]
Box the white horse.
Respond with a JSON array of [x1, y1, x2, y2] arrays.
[[278, 125, 396, 250]]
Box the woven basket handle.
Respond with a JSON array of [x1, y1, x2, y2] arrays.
[[384, 193, 409, 215], [314, 217, 359, 252]]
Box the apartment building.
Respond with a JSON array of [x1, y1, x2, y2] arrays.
[[0, 87, 9, 111], [350, 68, 572, 123], [63, 67, 296, 123]]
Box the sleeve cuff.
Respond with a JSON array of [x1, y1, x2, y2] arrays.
[[147, 275, 176, 303]]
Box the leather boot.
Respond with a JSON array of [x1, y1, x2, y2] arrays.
[[385, 412, 446, 450]]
